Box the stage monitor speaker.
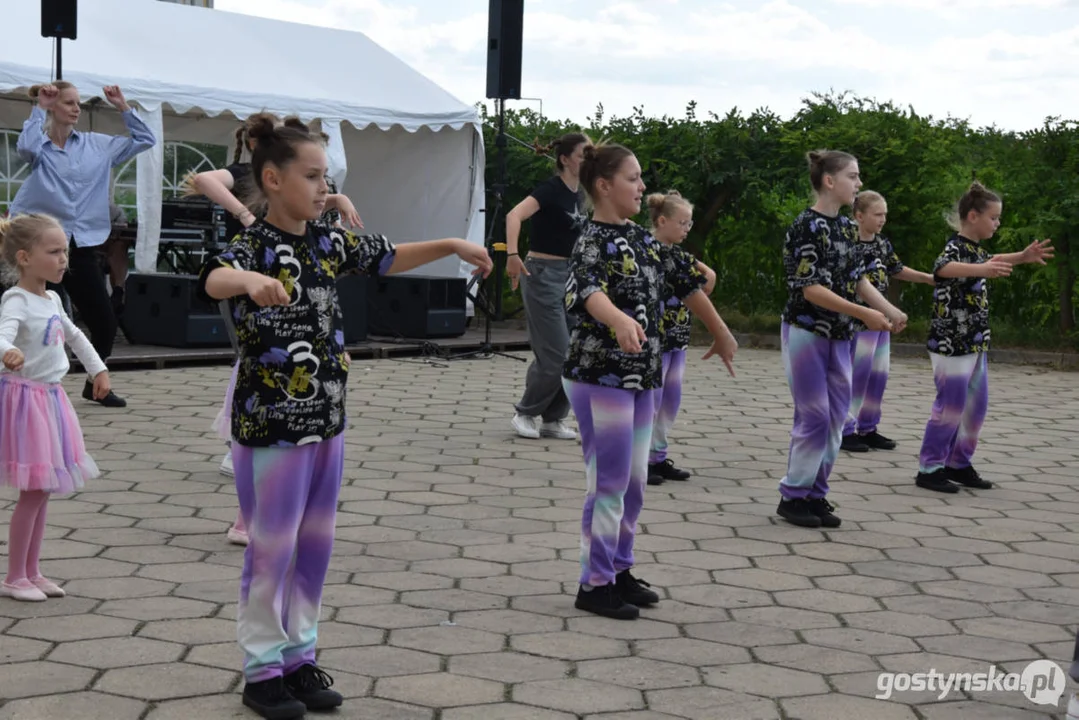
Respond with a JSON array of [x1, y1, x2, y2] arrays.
[[41, 0, 77, 40], [367, 276, 466, 339], [123, 273, 230, 348], [336, 274, 368, 343], [486, 0, 523, 100]]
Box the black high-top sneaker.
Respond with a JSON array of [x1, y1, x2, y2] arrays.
[[575, 583, 639, 620], [777, 498, 822, 528], [648, 458, 691, 481], [242, 677, 307, 720], [615, 569, 660, 606], [283, 664, 343, 711]]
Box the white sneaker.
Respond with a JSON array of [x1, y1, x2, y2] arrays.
[[511, 414, 541, 439], [1067, 692, 1079, 720], [219, 451, 234, 477], [540, 419, 577, 440]]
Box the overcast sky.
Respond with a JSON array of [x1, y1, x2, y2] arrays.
[[215, 0, 1079, 131]]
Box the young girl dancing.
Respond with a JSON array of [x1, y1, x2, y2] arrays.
[[187, 114, 363, 546], [0, 214, 111, 602], [564, 144, 736, 620], [198, 115, 490, 719], [644, 190, 723, 485], [779, 151, 908, 529], [841, 190, 934, 453], [915, 182, 1053, 493]]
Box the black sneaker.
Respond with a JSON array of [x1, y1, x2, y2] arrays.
[[948, 465, 993, 489], [283, 664, 342, 711], [776, 498, 822, 528], [242, 677, 307, 720], [649, 459, 691, 481], [841, 434, 869, 452], [806, 498, 842, 528], [915, 468, 959, 493], [646, 474, 665, 486], [83, 379, 127, 408], [862, 431, 897, 450], [615, 569, 660, 606], [575, 583, 639, 620]]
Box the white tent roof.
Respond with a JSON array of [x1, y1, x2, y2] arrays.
[[0, 0, 479, 132]]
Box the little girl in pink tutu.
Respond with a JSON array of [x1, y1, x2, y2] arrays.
[[0, 213, 111, 602]]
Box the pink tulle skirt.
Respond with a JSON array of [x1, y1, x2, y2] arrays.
[[0, 374, 99, 493], [211, 361, 239, 441]]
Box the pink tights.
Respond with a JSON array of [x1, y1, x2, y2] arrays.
[[5, 490, 49, 584]]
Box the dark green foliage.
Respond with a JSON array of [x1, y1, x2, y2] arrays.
[[482, 94, 1078, 350]]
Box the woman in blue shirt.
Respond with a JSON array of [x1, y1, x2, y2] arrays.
[[11, 82, 156, 408]]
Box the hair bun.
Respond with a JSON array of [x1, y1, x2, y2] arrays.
[[245, 112, 278, 142], [646, 193, 667, 210], [282, 116, 310, 132]]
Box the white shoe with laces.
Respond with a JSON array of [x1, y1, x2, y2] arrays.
[[511, 414, 540, 439], [220, 451, 234, 477], [540, 419, 577, 440]]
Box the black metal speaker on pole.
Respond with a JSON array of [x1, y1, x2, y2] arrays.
[[41, 0, 77, 80], [453, 0, 528, 362]]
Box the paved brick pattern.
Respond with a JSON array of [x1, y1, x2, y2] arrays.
[[0, 349, 1077, 719]]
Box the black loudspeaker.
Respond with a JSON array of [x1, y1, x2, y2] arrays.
[[123, 273, 230, 348], [336, 274, 368, 343], [41, 0, 77, 40], [367, 276, 467, 339], [486, 0, 524, 100]]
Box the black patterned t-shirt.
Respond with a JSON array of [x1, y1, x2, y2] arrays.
[[563, 222, 701, 390], [781, 209, 865, 340], [197, 220, 396, 447], [928, 234, 991, 356], [851, 234, 904, 332], [659, 244, 707, 353]]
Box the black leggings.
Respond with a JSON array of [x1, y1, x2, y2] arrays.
[[47, 241, 117, 362]]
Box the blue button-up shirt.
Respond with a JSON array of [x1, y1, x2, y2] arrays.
[[11, 106, 156, 248]]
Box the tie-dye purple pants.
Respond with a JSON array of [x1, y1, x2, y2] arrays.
[[564, 379, 658, 588], [918, 352, 988, 473], [232, 433, 344, 682], [843, 330, 891, 436], [779, 323, 853, 500], [649, 349, 686, 465]]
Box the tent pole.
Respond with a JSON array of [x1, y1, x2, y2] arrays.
[[55, 38, 62, 81]]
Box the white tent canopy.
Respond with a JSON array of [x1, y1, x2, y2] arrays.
[[0, 0, 486, 282]]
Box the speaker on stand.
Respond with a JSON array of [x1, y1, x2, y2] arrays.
[[455, 0, 529, 363], [41, 0, 77, 80]]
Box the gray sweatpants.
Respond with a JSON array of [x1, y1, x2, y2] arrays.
[[515, 257, 573, 422]]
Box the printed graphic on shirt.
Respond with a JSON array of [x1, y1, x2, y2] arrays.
[[198, 220, 395, 447], [659, 244, 707, 353], [928, 235, 991, 356], [852, 234, 904, 332], [43, 315, 64, 347], [564, 222, 702, 390], [782, 209, 866, 340]]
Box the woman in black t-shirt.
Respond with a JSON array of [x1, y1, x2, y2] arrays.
[[505, 132, 590, 440]]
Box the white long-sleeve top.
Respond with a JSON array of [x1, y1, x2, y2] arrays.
[[0, 288, 107, 384]]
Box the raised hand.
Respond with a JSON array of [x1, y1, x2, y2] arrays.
[[37, 84, 60, 110], [102, 86, 129, 111], [454, 240, 493, 278], [983, 258, 1013, 278], [1021, 239, 1055, 266]]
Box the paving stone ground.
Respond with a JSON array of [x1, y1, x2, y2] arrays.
[[0, 348, 1077, 720]]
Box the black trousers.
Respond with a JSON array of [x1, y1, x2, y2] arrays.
[[47, 240, 117, 362]]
